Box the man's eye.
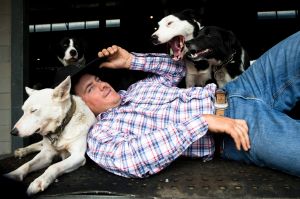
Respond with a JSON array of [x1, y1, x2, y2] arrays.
[[87, 87, 92, 93], [87, 86, 94, 93]]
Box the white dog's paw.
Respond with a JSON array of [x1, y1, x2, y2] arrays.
[[14, 148, 28, 158], [27, 176, 51, 196], [3, 170, 24, 181]]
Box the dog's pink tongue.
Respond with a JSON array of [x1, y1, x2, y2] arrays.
[[169, 36, 185, 61]]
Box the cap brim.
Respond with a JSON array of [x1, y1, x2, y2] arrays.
[[53, 57, 107, 90]]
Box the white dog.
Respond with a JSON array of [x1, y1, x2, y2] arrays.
[[4, 76, 96, 196], [151, 9, 202, 61]]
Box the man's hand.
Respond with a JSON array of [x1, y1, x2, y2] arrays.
[[203, 114, 250, 151], [98, 45, 133, 69]]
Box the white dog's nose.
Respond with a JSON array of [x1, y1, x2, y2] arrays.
[[151, 34, 160, 45], [11, 128, 19, 136]]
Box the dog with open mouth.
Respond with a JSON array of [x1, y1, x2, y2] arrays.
[[184, 26, 250, 88], [151, 9, 202, 61], [151, 9, 250, 88]]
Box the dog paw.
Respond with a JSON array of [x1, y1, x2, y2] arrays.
[[14, 148, 28, 158], [3, 170, 24, 181], [27, 177, 50, 196]]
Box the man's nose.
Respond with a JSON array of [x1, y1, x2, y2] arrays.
[[96, 81, 105, 90]]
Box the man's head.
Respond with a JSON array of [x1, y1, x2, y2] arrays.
[[73, 73, 121, 115], [53, 58, 121, 115]]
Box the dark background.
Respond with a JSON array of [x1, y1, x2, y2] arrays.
[[28, 0, 300, 55], [27, 0, 300, 116]]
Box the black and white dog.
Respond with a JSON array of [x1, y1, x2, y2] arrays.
[[151, 9, 250, 88], [151, 9, 202, 61], [184, 26, 250, 88], [55, 37, 86, 67]]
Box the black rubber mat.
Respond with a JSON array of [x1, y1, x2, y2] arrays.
[[1, 154, 300, 199]]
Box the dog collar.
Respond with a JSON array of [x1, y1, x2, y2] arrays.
[[222, 51, 236, 66], [213, 51, 236, 81], [214, 51, 236, 71], [46, 97, 76, 145]]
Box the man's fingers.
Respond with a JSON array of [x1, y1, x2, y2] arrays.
[[98, 51, 104, 57], [111, 45, 118, 51], [232, 130, 242, 151], [98, 49, 109, 57], [107, 46, 117, 54], [98, 45, 118, 58], [234, 136, 241, 151], [97, 45, 119, 68], [103, 49, 110, 56], [235, 122, 250, 151], [229, 120, 250, 151], [238, 120, 250, 150]]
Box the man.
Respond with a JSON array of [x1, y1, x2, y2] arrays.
[[55, 31, 300, 178]]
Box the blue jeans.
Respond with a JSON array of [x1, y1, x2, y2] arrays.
[[222, 31, 300, 177]]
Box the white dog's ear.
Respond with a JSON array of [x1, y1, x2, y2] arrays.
[[52, 76, 71, 102], [25, 87, 36, 96]]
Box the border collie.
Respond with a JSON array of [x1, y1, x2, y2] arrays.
[[56, 37, 86, 67], [151, 9, 202, 61], [151, 9, 250, 88], [184, 26, 250, 88]]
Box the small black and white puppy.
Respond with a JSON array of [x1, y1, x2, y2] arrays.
[[184, 26, 250, 88], [55, 37, 86, 67]]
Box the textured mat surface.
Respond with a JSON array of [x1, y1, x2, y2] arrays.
[[1, 154, 300, 199]]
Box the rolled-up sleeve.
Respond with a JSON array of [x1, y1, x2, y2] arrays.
[[130, 53, 186, 87]]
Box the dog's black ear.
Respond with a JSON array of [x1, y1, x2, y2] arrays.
[[182, 9, 197, 18], [180, 9, 204, 26], [52, 76, 71, 102], [222, 29, 239, 52]]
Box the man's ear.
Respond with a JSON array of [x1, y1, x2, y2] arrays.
[[52, 76, 71, 102], [25, 87, 36, 96]]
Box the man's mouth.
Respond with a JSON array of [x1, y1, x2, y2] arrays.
[[103, 88, 111, 98]]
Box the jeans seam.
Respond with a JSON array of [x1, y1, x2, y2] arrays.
[[228, 94, 264, 103], [272, 72, 300, 109]]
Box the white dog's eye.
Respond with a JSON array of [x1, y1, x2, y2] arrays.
[[30, 109, 37, 113], [167, 21, 173, 26]]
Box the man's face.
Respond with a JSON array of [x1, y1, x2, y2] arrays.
[[74, 74, 121, 115]]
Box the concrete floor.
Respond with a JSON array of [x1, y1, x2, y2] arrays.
[[1, 153, 300, 199]]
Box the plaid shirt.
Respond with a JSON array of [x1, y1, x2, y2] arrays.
[[87, 53, 216, 178]]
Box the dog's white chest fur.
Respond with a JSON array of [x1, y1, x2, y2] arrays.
[[185, 59, 212, 87]]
